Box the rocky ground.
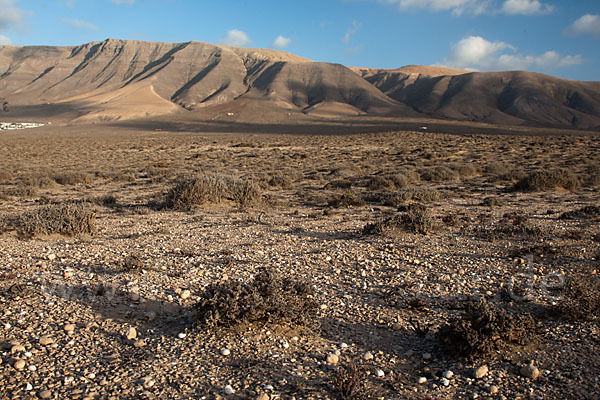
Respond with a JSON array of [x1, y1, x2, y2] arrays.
[[0, 125, 599, 399]]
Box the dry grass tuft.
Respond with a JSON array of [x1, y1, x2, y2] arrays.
[[558, 272, 600, 321], [362, 204, 433, 235], [16, 202, 95, 236], [513, 170, 579, 192]]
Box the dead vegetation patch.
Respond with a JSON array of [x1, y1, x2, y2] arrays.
[[437, 297, 539, 359], [513, 170, 580, 192], [14, 202, 95, 236], [196, 269, 319, 329], [558, 272, 600, 321], [362, 204, 434, 235]]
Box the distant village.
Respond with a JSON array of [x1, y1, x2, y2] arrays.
[[0, 122, 46, 131]]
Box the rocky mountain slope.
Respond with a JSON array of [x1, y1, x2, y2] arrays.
[[1, 38, 599, 128]]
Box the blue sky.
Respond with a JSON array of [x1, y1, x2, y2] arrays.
[[1, 0, 599, 81]]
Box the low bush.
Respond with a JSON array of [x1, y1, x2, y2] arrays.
[[196, 269, 318, 329], [328, 192, 366, 208], [513, 170, 579, 192], [16, 202, 95, 236], [333, 362, 368, 400], [53, 172, 94, 185], [438, 297, 538, 359], [362, 204, 433, 235], [558, 273, 600, 321]]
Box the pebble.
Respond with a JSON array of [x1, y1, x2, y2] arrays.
[[418, 377, 427, 384], [11, 344, 26, 353], [39, 390, 52, 399], [25, 383, 33, 391], [129, 292, 140, 302], [39, 336, 54, 346], [63, 324, 75, 333], [221, 348, 231, 356], [47, 254, 56, 261], [28, 365, 37, 372], [520, 360, 540, 379], [256, 394, 270, 400], [264, 384, 274, 391], [180, 290, 191, 299], [375, 369, 385, 377], [422, 352, 432, 360], [363, 351, 374, 361], [441, 378, 450, 386], [340, 342, 349, 349], [177, 332, 187, 339], [489, 385, 499, 394], [326, 353, 339, 365], [474, 365, 489, 379], [14, 359, 26, 370], [133, 340, 146, 348], [443, 370, 454, 379], [125, 327, 137, 340], [223, 385, 235, 395]]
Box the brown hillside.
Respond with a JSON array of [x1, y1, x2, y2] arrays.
[[1, 40, 599, 128]]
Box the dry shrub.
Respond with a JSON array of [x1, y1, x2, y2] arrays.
[[559, 273, 600, 321], [419, 165, 459, 182], [268, 173, 293, 189], [438, 297, 538, 359], [584, 165, 600, 187], [196, 269, 318, 329], [367, 187, 442, 207], [327, 179, 353, 189], [165, 174, 229, 210], [362, 205, 433, 235], [328, 192, 366, 208], [0, 170, 14, 182], [559, 205, 600, 220], [123, 253, 144, 271], [449, 162, 480, 177], [53, 172, 94, 185], [16, 203, 95, 236], [482, 197, 505, 207], [4, 184, 36, 197], [366, 174, 411, 191], [230, 180, 262, 210], [20, 173, 55, 188], [513, 170, 579, 192], [333, 362, 369, 400]]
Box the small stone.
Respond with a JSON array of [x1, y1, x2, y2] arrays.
[[177, 332, 186, 339], [11, 344, 26, 354], [129, 292, 140, 302], [340, 342, 349, 349], [263, 384, 274, 391], [441, 378, 450, 386], [443, 370, 454, 379], [326, 353, 339, 365], [39, 336, 54, 346], [25, 383, 33, 391], [47, 254, 57, 261], [28, 365, 37, 372], [39, 390, 52, 399], [418, 377, 427, 384], [125, 327, 137, 340], [24, 351, 33, 358], [392, 323, 403, 331], [63, 324, 75, 332], [520, 360, 540, 379], [221, 348, 231, 356], [488, 385, 499, 394], [363, 351, 374, 360], [422, 352, 432, 360], [180, 290, 191, 300], [14, 359, 26, 370], [133, 340, 146, 348], [143, 379, 155, 389], [375, 369, 385, 377], [474, 365, 489, 379], [64, 271, 73, 279], [256, 394, 270, 400], [223, 385, 235, 395]]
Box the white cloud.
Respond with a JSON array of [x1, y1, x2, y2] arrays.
[[440, 35, 582, 71], [343, 20, 361, 43], [62, 18, 98, 31], [111, 0, 134, 4], [0, 34, 11, 45], [501, 0, 553, 15], [566, 14, 600, 37], [272, 35, 291, 49], [382, 0, 492, 16], [0, 0, 28, 30], [219, 29, 252, 47]]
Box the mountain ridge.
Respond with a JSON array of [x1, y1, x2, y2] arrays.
[[1, 38, 599, 128]]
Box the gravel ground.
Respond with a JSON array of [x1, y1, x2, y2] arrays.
[[0, 127, 599, 399]]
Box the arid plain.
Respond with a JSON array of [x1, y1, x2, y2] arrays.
[[0, 120, 599, 399]]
